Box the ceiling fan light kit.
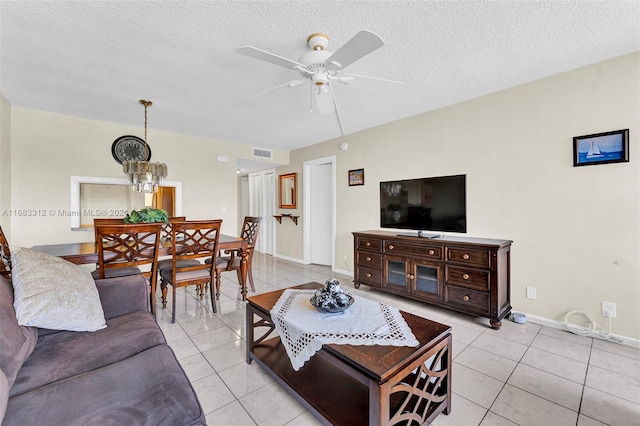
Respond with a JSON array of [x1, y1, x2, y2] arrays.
[[237, 30, 402, 138]]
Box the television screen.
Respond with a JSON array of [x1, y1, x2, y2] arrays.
[[380, 174, 466, 233]]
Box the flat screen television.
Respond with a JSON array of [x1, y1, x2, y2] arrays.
[[380, 174, 466, 234]]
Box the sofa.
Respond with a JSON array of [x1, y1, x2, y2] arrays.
[[0, 273, 206, 425]]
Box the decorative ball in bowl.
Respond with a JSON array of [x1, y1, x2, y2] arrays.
[[309, 279, 354, 313]]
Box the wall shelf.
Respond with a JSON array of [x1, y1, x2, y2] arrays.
[[274, 214, 299, 225]]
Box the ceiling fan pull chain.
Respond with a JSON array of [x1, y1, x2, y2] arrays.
[[329, 84, 345, 137]]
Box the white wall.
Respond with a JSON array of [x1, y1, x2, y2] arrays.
[[0, 93, 11, 237], [280, 52, 640, 339], [7, 107, 288, 247]]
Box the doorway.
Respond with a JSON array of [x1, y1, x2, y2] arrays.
[[304, 156, 336, 268], [248, 169, 275, 255]]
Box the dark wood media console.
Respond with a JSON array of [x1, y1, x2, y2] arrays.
[[353, 230, 512, 329]]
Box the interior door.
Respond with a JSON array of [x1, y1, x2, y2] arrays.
[[309, 163, 332, 265], [248, 169, 275, 255]]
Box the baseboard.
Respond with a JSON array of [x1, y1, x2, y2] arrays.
[[273, 253, 304, 264], [333, 267, 353, 277], [523, 313, 640, 348]]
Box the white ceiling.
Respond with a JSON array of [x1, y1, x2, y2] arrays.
[[1, 1, 639, 153]]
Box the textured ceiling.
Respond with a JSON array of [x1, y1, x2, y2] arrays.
[[1, 1, 639, 154]]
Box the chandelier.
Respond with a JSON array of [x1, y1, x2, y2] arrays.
[[123, 100, 168, 193], [383, 182, 402, 197]]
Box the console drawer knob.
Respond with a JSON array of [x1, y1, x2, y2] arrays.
[[463, 253, 470, 260], [365, 242, 371, 247], [366, 256, 372, 262], [388, 244, 394, 250], [463, 295, 470, 302], [366, 273, 372, 278], [428, 249, 435, 255], [463, 273, 470, 280]]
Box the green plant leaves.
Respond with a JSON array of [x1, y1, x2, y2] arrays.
[[124, 208, 169, 224]]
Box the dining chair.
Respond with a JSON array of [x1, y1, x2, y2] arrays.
[[94, 222, 163, 315], [212, 216, 262, 300], [160, 220, 222, 323], [91, 218, 144, 279], [161, 216, 186, 240], [156, 216, 201, 296], [0, 225, 12, 281]]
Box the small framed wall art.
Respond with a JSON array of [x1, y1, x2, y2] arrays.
[[348, 169, 364, 186], [573, 129, 629, 167]]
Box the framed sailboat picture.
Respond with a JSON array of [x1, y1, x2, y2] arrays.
[[573, 129, 629, 167]]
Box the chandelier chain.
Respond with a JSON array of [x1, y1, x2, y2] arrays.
[[139, 99, 152, 156]]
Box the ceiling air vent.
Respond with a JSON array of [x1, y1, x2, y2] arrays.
[[253, 148, 272, 159]]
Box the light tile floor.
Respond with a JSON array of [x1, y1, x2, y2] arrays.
[[154, 253, 640, 426]]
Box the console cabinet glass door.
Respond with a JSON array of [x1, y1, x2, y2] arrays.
[[412, 259, 443, 302], [385, 256, 409, 292]]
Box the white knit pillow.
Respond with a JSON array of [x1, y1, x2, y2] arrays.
[[11, 248, 106, 332]]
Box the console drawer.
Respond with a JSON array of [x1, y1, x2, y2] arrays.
[[357, 266, 383, 287], [446, 247, 490, 268], [445, 285, 490, 315], [358, 238, 382, 252], [357, 251, 382, 268], [446, 266, 489, 291], [385, 242, 443, 260]]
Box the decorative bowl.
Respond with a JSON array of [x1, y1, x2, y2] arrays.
[[310, 294, 354, 313]]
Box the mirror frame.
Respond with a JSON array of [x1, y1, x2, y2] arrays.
[[278, 173, 297, 209], [70, 176, 182, 229]]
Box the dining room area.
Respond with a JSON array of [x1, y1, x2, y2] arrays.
[[29, 213, 259, 321]]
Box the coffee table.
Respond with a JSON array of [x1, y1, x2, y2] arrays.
[[246, 283, 452, 425]]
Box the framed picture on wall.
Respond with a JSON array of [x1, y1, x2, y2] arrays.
[[348, 169, 365, 186], [573, 129, 629, 167]]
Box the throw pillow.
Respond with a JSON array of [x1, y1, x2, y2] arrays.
[[11, 248, 106, 332], [0, 276, 38, 388]]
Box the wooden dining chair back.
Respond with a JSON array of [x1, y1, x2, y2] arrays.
[[92, 217, 126, 238], [214, 216, 262, 299], [0, 226, 12, 281], [161, 216, 186, 240], [160, 220, 222, 323], [94, 222, 163, 314], [157, 216, 200, 294], [92, 218, 151, 277]]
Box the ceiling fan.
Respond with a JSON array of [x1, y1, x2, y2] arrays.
[[236, 30, 402, 136]]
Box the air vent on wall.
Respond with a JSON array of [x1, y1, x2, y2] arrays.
[[253, 148, 273, 159]]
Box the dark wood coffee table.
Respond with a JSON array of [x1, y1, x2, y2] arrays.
[[246, 283, 452, 425]]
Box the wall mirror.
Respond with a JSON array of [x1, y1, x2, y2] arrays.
[[279, 173, 297, 209], [70, 176, 182, 230]]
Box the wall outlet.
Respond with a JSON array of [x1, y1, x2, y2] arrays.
[[602, 301, 617, 318], [526, 286, 537, 299]]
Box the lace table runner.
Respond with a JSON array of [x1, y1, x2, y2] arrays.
[[270, 289, 419, 371]]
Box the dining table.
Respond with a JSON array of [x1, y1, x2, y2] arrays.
[[32, 234, 250, 316]]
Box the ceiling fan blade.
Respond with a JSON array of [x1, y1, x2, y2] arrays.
[[345, 73, 403, 85], [313, 86, 335, 114], [324, 30, 385, 71], [249, 79, 308, 98], [236, 46, 305, 69]]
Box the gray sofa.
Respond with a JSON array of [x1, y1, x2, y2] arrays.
[[0, 273, 206, 425]]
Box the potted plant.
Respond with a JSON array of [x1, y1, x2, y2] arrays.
[[123, 207, 169, 224]]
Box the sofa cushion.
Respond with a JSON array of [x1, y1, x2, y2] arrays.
[[0, 277, 38, 389], [0, 368, 8, 423], [10, 310, 165, 397], [4, 345, 206, 426], [11, 248, 106, 332]]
